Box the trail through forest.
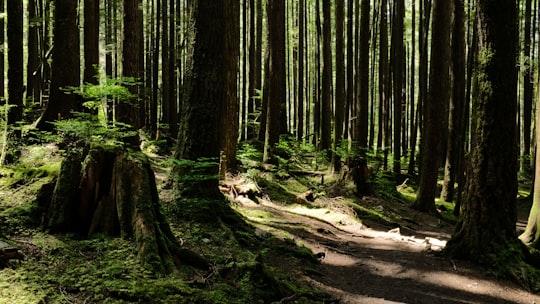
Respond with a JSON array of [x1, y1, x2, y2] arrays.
[[226, 181, 540, 304]]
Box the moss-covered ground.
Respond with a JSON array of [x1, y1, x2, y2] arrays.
[[2, 139, 540, 303]]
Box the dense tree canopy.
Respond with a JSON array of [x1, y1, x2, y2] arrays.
[[2, 0, 540, 301]]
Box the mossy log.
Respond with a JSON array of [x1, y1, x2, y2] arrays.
[[43, 145, 208, 273]]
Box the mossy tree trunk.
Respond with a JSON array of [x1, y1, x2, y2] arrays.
[[44, 146, 186, 274], [444, 0, 520, 264]]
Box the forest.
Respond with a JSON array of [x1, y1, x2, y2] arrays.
[[2, 0, 540, 303]]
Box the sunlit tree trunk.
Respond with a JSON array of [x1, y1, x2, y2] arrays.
[[445, 0, 520, 263], [519, 81, 540, 248], [413, 0, 452, 213], [522, 0, 534, 176]]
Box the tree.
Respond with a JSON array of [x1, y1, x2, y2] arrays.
[[320, 0, 332, 153], [7, 0, 23, 129], [440, 0, 467, 202], [357, 0, 370, 150], [84, 0, 99, 85], [521, 0, 533, 175], [391, 0, 405, 174], [36, 0, 80, 130], [412, 0, 452, 213], [332, 0, 345, 173], [221, 0, 240, 174], [27, 0, 42, 105], [444, 0, 520, 264], [408, 0, 432, 175], [175, 0, 226, 197], [519, 79, 540, 248], [297, 0, 305, 142], [42, 0, 192, 274], [262, 0, 286, 163]]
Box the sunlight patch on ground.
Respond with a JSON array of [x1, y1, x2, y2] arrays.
[[0, 268, 48, 304], [418, 270, 524, 302]]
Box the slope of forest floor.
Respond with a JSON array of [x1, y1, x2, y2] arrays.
[[0, 140, 540, 303]]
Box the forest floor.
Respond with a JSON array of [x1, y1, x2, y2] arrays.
[[1, 141, 540, 303], [211, 163, 540, 304]]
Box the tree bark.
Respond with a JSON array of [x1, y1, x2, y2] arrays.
[[175, 0, 225, 198], [441, 0, 466, 203], [332, 0, 345, 173], [84, 0, 99, 85], [522, 0, 534, 176], [357, 0, 370, 151], [444, 0, 520, 264], [391, 0, 405, 174], [36, 0, 80, 130], [412, 0, 452, 213], [262, 0, 286, 163], [43, 146, 192, 274], [221, 0, 240, 174], [320, 0, 332, 153], [7, 0, 24, 129]]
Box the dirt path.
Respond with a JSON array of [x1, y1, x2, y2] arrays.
[[235, 196, 540, 304]]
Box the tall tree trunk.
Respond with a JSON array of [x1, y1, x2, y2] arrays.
[[36, 0, 81, 130], [7, 0, 24, 129], [84, 0, 99, 85], [444, 0, 520, 264], [332, 0, 345, 173], [312, 0, 322, 146], [118, 0, 143, 132], [412, 0, 452, 213], [297, 0, 305, 142], [409, 0, 432, 175], [522, 0, 534, 176], [320, 0, 332, 153], [345, 0, 353, 141], [455, 1, 477, 215], [247, 0, 257, 140], [520, 79, 540, 248], [379, 0, 390, 169], [391, 0, 405, 174], [408, 0, 416, 165], [27, 0, 42, 106], [357, 0, 370, 150], [161, 0, 171, 136], [263, 0, 286, 163], [441, 0, 466, 202], [175, 0, 225, 197], [221, 0, 240, 175]]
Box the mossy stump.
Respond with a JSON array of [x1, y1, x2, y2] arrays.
[[42, 145, 200, 274]]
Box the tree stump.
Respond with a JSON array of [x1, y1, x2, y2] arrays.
[[346, 156, 370, 197], [42, 145, 201, 273]]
